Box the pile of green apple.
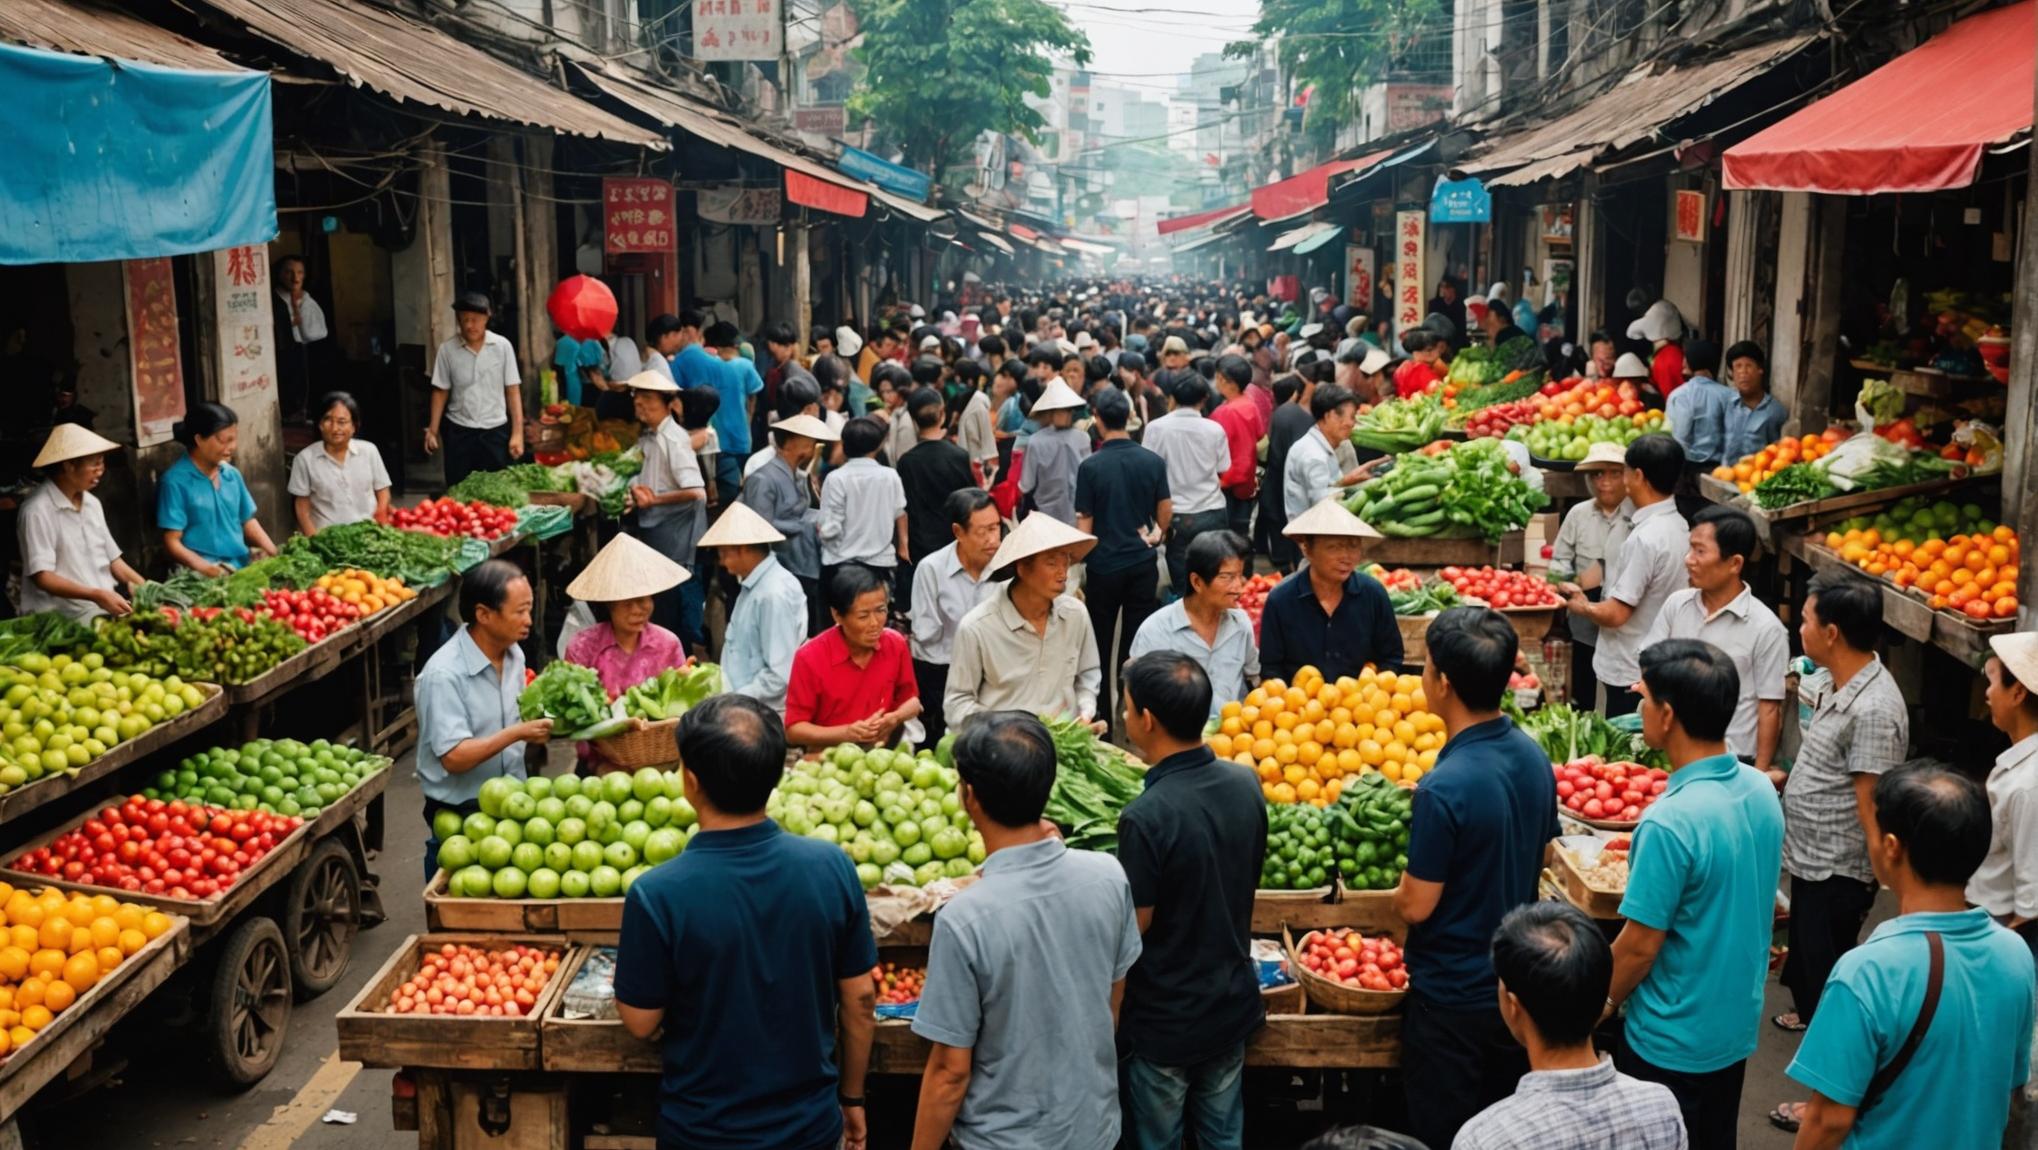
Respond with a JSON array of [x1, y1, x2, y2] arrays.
[[768, 743, 984, 890], [432, 768, 696, 900], [0, 652, 209, 794]]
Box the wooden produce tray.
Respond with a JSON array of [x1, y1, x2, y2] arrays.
[[352, 581, 454, 649], [335, 932, 573, 1071], [1250, 887, 1337, 934], [869, 1005, 1399, 1073], [224, 636, 354, 707], [0, 912, 189, 1122], [1701, 472, 1983, 539], [1794, 538, 1937, 642], [539, 945, 659, 1074], [1365, 531, 1524, 569], [1396, 613, 1433, 666], [1547, 848, 1626, 919], [0, 682, 227, 826], [423, 870, 623, 939], [1497, 605, 1560, 644]]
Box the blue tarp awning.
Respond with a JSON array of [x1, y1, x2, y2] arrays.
[[0, 40, 275, 265]]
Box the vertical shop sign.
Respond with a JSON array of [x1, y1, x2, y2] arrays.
[[1345, 245, 1375, 310], [214, 245, 276, 410], [605, 179, 677, 254], [1673, 190, 1706, 242], [1394, 210, 1426, 340], [124, 257, 185, 447], [691, 0, 782, 61]]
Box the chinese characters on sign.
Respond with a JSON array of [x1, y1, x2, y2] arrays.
[[604, 178, 676, 254], [697, 186, 782, 225], [1345, 245, 1375, 310], [214, 245, 276, 411], [124, 258, 185, 448], [1394, 210, 1426, 341], [1674, 189, 1706, 243], [691, 0, 782, 61]]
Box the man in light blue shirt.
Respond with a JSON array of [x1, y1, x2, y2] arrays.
[[1721, 340, 1787, 464], [700, 502, 807, 715], [911, 712, 1142, 1150], [705, 321, 766, 484], [1129, 530, 1260, 719], [1662, 339, 1735, 469], [1787, 763, 2035, 1149], [1605, 637, 1782, 1150], [414, 560, 552, 878]]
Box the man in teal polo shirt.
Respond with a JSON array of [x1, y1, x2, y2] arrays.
[[1787, 763, 2034, 1149], [1603, 638, 1783, 1150]]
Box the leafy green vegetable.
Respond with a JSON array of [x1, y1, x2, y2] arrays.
[[1345, 439, 1549, 542], [445, 470, 532, 508], [1504, 698, 1669, 772], [1041, 714, 1145, 852], [517, 661, 610, 732], [286, 522, 466, 585], [1387, 582, 1461, 616], [0, 613, 96, 662], [620, 664, 727, 720], [1752, 463, 1839, 509]]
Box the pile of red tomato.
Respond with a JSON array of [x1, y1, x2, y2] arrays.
[[258, 587, 362, 644], [1437, 566, 1564, 609], [1554, 756, 1668, 824], [1295, 929, 1407, 992], [1238, 573, 1278, 640], [11, 798, 301, 901], [378, 942, 561, 1018], [385, 498, 519, 540], [1462, 399, 1539, 439], [870, 962, 925, 1006]]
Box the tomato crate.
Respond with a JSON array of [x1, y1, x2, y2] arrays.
[[336, 932, 573, 1071]]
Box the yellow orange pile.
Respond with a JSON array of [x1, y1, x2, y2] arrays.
[[1713, 428, 1847, 493], [0, 884, 173, 1057], [314, 569, 417, 615], [1207, 665, 1445, 804], [1823, 524, 2020, 620]]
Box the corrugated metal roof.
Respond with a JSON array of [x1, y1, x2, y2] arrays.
[[0, 0, 247, 71], [1487, 148, 1597, 188], [571, 60, 944, 224], [1466, 33, 1819, 179], [191, 0, 665, 147]]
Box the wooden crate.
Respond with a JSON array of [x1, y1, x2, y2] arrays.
[[1365, 531, 1523, 569], [1547, 850, 1626, 920], [334, 932, 573, 1070], [0, 682, 226, 826], [423, 870, 623, 938], [539, 945, 660, 1074], [224, 637, 352, 707], [1250, 1012, 1400, 1068]]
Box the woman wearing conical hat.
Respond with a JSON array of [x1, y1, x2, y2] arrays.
[[18, 425, 143, 621], [563, 533, 690, 775]]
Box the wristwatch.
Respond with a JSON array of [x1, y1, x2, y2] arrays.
[[838, 1094, 866, 1109]]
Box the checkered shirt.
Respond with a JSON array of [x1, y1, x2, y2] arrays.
[[1454, 1057, 1687, 1150], [1782, 657, 1909, 884]]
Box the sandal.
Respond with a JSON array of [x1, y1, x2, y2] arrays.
[[1772, 1011, 1807, 1032], [1769, 1102, 1806, 1133]]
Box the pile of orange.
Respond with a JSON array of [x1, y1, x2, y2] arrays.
[[1714, 428, 1847, 493], [1822, 524, 2020, 620], [0, 884, 173, 1057], [314, 569, 416, 615], [1206, 665, 1445, 804]]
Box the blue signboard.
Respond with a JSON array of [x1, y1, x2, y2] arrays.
[[837, 146, 932, 203], [1430, 177, 1492, 224]]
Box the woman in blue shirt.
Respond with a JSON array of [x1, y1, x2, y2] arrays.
[[157, 402, 278, 575]]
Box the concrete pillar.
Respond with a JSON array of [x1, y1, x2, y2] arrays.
[[2006, 59, 2038, 625]]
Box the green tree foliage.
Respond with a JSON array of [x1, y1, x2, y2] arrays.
[[1225, 0, 1446, 133], [847, 0, 1092, 178]]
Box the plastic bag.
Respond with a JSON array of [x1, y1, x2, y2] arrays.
[[556, 601, 596, 660]]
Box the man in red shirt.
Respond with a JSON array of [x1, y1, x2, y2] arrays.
[[1628, 300, 1687, 399], [783, 564, 922, 756], [1211, 355, 1265, 541]]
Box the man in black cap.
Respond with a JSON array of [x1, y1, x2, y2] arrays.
[[427, 291, 525, 487]]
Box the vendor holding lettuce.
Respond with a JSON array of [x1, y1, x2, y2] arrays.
[[563, 533, 691, 775]]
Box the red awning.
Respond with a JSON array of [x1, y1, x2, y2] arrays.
[[1251, 150, 1394, 222], [1156, 202, 1248, 235], [784, 169, 867, 218], [1723, 0, 2034, 194]]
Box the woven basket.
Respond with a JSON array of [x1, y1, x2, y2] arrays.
[[1284, 925, 1408, 1015], [595, 718, 680, 767]]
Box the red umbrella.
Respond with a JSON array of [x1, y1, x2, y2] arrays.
[[546, 275, 617, 342]]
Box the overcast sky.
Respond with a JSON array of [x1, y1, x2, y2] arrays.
[[1054, 0, 1266, 87]]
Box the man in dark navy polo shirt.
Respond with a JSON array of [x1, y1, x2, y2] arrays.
[[1116, 651, 1268, 1149], [1391, 607, 1560, 1149], [614, 694, 879, 1150], [1075, 385, 1172, 727], [1259, 499, 1402, 683]]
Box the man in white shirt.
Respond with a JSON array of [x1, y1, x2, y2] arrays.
[[1561, 435, 1689, 716], [426, 291, 524, 488], [1139, 370, 1230, 597], [909, 489, 1001, 745], [1642, 505, 1788, 773], [273, 255, 329, 423], [628, 373, 710, 653], [1973, 632, 2038, 959], [1282, 381, 1378, 524], [818, 414, 908, 585]]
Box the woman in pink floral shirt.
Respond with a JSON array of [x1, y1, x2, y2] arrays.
[[563, 533, 691, 773]]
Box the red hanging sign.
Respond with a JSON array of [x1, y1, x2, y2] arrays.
[[604, 178, 676, 254], [125, 257, 185, 448]]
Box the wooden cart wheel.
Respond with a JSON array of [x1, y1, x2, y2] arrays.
[[209, 916, 292, 1089], [284, 837, 360, 1000]]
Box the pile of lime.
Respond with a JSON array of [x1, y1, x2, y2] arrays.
[[0, 653, 209, 792], [435, 770, 697, 900], [145, 738, 385, 817]]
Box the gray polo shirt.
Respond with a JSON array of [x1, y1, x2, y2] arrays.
[[912, 836, 1141, 1150], [740, 454, 821, 580], [429, 330, 520, 430], [1641, 584, 1789, 761], [1018, 425, 1091, 526], [1593, 499, 1689, 690], [288, 440, 392, 531]]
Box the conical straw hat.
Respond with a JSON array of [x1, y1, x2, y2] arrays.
[[1283, 497, 1384, 540], [1575, 442, 1629, 471], [624, 370, 677, 394], [1029, 378, 1087, 416], [566, 532, 689, 602], [698, 500, 786, 549], [34, 424, 121, 469], [986, 512, 1095, 580], [1990, 632, 2038, 692], [770, 413, 840, 442]]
